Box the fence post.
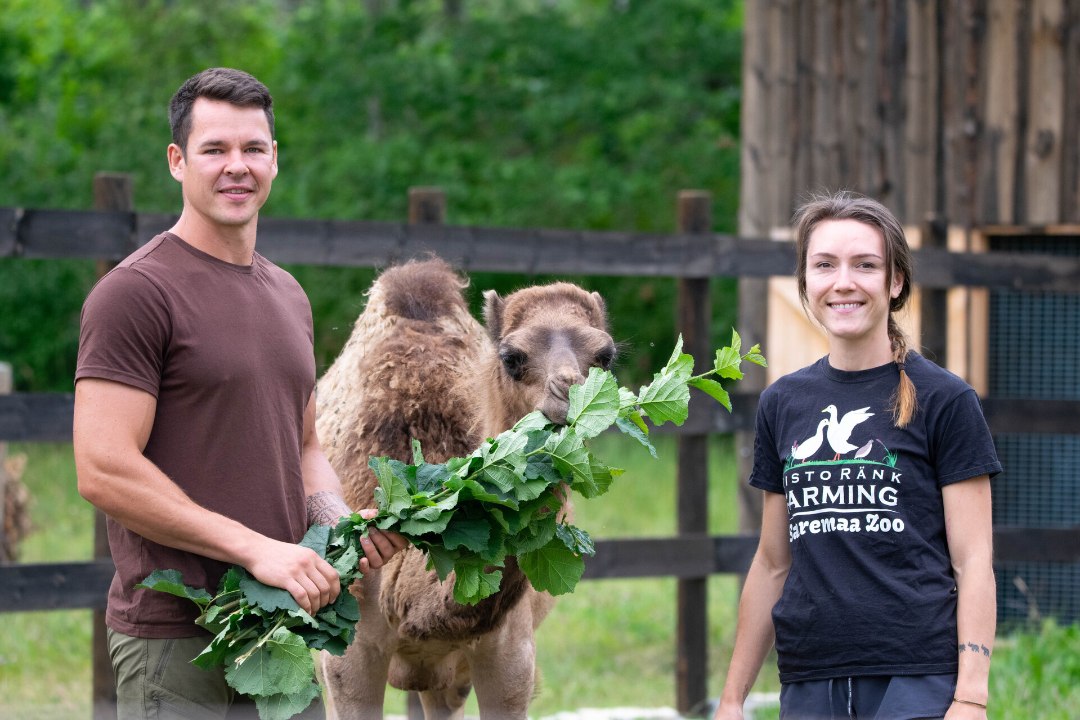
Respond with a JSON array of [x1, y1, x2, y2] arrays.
[[919, 214, 948, 364], [0, 361, 11, 562], [408, 186, 447, 226], [404, 186, 445, 720], [91, 172, 133, 720], [675, 190, 712, 715]]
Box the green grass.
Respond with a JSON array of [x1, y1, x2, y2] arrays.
[[2, 438, 1078, 719], [0, 443, 94, 720]]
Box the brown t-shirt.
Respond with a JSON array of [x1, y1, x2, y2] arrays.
[[76, 232, 315, 638]]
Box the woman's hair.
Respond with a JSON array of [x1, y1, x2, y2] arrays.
[[792, 190, 917, 427], [169, 67, 275, 152]]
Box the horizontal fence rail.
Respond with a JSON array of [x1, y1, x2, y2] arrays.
[[4, 528, 1078, 613], [5, 393, 1079, 442], [4, 207, 1080, 291]]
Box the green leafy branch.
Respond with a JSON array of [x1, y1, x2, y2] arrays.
[[138, 331, 765, 720]]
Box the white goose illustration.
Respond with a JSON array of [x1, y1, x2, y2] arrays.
[[792, 418, 830, 461], [823, 404, 874, 458]]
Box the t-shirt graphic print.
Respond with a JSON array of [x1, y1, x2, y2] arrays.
[[784, 403, 905, 543]]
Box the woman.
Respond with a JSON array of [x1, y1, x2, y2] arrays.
[[714, 192, 1000, 719]]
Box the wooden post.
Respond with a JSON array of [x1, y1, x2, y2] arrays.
[[91, 172, 133, 720], [408, 187, 447, 226], [404, 186, 445, 720], [675, 190, 711, 715], [0, 362, 11, 562], [919, 214, 949, 365]]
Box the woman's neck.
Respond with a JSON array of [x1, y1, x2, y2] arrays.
[[827, 336, 895, 371]]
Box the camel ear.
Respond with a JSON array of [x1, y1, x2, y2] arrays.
[[590, 291, 608, 327], [483, 289, 505, 341]]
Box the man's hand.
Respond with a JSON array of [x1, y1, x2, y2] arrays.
[[355, 508, 410, 573], [247, 538, 340, 616]]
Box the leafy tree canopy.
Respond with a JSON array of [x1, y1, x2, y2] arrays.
[[0, 0, 743, 390]]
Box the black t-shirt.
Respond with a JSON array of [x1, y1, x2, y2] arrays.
[[750, 352, 1001, 682]]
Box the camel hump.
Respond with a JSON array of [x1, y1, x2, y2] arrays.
[[377, 257, 470, 322]]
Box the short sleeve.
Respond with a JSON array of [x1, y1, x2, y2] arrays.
[[749, 386, 785, 493], [76, 268, 171, 396], [932, 388, 1003, 486]]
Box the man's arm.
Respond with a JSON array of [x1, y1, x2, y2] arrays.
[[943, 476, 995, 718], [73, 377, 339, 615], [713, 491, 791, 720], [299, 391, 409, 574]]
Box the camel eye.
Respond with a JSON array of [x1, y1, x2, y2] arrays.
[[500, 349, 528, 381], [595, 348, 615, 370]]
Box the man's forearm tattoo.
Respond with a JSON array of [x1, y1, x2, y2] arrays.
[[307, 490, 352, 526], [958, 641, 992, 658]]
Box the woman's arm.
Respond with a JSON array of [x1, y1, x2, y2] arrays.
[[713, 491, 792, 719], [942, 475, 995, 718]]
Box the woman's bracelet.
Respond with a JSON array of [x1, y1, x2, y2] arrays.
[[953, 697, 988, 709]]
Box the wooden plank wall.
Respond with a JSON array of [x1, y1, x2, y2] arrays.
[[737, 0, 1080, 534], [741, 0, 1080, 230]]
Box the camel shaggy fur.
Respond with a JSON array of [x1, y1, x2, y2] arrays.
[[315, 258, 615, 719]]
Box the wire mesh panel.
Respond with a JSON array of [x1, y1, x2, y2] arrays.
[[988, 235, 1080, 628]]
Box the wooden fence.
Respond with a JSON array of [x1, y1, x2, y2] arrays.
[[2, 176, 1080, 718]]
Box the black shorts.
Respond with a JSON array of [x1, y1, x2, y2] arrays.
[[779, 673, 956, 720]]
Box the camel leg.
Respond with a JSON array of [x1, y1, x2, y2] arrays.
[[467, 603, 538, 720], [321, 639, 391, 720], [417, 685, 470, 720], [321, 579, 396, 720]]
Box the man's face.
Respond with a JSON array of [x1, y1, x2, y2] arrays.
[[167, 98, 278, 232]]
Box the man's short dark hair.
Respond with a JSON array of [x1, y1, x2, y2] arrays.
[[169, 67, 275, 152]]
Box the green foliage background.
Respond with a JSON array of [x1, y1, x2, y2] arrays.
[[0, 0, 743, 390]]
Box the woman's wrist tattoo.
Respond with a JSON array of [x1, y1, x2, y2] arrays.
[[307, 490, 351, 526], [958, 641, 992, 658]]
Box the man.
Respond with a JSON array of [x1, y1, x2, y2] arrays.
[[73, 67, 406, 719]]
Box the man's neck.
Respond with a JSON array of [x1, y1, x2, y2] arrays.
[[169, 214, 258, 266]]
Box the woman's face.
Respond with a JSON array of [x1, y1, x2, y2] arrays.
[[804, 219, 904, 357]]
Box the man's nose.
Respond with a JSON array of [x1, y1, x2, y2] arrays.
[[224, 150, 249, 175]]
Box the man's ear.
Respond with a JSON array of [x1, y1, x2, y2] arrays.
[[167, 143, 185, 182]]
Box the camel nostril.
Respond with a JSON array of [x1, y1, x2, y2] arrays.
[[555, 370, 583, 389]]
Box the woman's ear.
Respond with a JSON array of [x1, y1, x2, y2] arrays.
[[891, 271, 905, 299]]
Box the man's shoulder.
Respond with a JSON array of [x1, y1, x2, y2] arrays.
[[254, 253, 310, 302]]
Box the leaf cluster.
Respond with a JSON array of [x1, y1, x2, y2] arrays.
[[137, 522, 362, 720], [139, 332, 765, 719]]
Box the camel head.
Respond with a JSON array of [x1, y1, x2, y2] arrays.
[[480, 282, 616, 433]]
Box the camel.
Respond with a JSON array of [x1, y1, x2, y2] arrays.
[[314, 257, 616, 719]]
